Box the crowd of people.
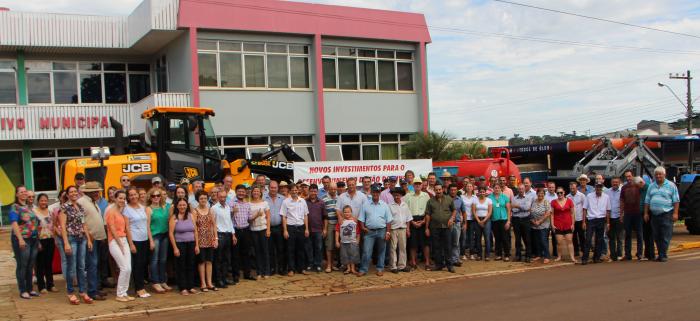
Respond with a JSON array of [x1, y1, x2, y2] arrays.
[[8, 166, 680, 303]]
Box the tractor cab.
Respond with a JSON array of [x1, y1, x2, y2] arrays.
[[141, 107, 223, 183]]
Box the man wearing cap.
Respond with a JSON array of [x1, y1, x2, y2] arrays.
[[75, 172, 86, 191], [278, 181, 290, 198], [425, 183, 456, 273], [77, 182, 108, 300], [380, 176, 398, 205], [582, 183, 611, 265], [357, 185, 393, 277], [336, 178, 367, 220], [151, 176, 163, 189], [388, 188, 412, 273], [577, 174, 594, 194], [265, 180, 287, 275], [405, 177, 431, 269], [644, 166, 679, 262]]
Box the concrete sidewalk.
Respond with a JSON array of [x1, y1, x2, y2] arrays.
[[2, 228, 698, 321]]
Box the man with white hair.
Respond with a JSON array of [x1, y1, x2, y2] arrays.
[[644, 167, 679, 262]]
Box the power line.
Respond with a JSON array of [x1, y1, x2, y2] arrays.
[[493, 0, 700, 40], [587, 113, 686, 136], [184, 0, 700, 55]]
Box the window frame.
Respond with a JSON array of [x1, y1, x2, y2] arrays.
[[0, 60, 18, 105], [321, 46, 415, 93]]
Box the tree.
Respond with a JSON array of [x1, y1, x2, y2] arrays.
[[402, 130, 454, 160], [445, 141, 488, 159]]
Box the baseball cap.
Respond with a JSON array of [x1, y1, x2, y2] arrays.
[[390, 187, 405, 195], [370, 184, 382, 193], [166, 183, 177, 191], [388, 176, 398, 182], [336, 181, 346, 188], [180, 178, 190, 185], [151, 176, 162, 184]]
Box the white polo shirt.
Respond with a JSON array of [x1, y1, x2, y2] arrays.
[[211, 202, 235, 234], [281, 197, 308, 226], [584, 193, 611, 219]]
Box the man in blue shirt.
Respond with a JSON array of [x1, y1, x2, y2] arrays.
[[265, 180, 287, 275], [605, 177, 623, 261], [644, 166, 679, 262], [357, 185, 392, 277], [448, 185, 465, 267]]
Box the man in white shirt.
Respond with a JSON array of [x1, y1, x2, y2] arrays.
[[388, 188, 412, 273], [567, 181, 587, 258], [605, 177, 623, 261], [281, 184, 309, 276], [582, 183, 611, 265], [544, 181, 558, 258], [211, 189, 237, 288]]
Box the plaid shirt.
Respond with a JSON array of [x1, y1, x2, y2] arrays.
[[228, 198, 251, 229]]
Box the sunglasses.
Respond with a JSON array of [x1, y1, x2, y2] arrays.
[[151, 194, 161, 198], [557, 192, 565, 195]]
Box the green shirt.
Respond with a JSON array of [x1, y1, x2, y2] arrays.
[[150, 204, 170, 235], [404, 192, 430, 217], [489, 193, 510, 221], [426, 195, 455, 229]]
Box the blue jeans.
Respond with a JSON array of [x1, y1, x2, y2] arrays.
[[624, 214, 643, 259], [533, 228, 550, 259], [57, 235, 87, 294], [450, 223, 462, 263], [150, 233, 169, 283], [306, 232, 323, 269], [583, 218, 605, 262], [11, 236, 38, 294], [359, 228, 387, 273], [86, 239, 102, 297], [472, 219, 491, 257], [651, 211, 674, 259]]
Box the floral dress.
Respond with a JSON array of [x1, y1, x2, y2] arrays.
[[195, 208, 216, 248], [10, 204, 38, 239], [61, 203, 86, 237]]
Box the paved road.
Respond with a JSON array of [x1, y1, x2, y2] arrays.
[[140, 250, 700, 321]]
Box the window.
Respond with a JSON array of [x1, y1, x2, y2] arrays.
[[219, 135, 316, 161], [293, 146, 316, 161], [362, 145, 379, 160], [31, 148, 89, 192], [79, 73, 102, 103], [104, 73, 127, 103], [27, 73, 51, 104], [326, 145, 343, 161], [53, 72, 78, 104], [327, 133, 410, 160], [129, 74, 150, 102], [0, 61, 17, 104], [156, 56, 168, 92], [322, 46, 415, 92], [197, 41, 310, 90], [342, 145, 361, 160], [381, 144, 399, 159]]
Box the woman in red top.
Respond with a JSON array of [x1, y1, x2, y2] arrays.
[[551, 186, 576, 263]]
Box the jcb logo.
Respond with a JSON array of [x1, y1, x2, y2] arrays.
[[184, 167, 199, 179], [122, 163, 152, 173]]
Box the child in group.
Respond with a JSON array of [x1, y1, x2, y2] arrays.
[[335, 206, 360, 275]]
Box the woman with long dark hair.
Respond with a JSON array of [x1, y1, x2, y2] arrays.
[[59, 185, 93, 305], [34, 193, 57, 294], [194, 191, 217, 291], [169, 198, 200, 295], [9, 185, 40, 299]]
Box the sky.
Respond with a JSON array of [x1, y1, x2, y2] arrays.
[[3, 0, 700, 139]]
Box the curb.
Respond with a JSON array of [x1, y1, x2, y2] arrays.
[[57, 263, 573, 321], [673, 241, 700, 251]]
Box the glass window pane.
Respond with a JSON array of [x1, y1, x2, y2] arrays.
[[104, 63, 126, 71], [220, 42, 241, 51], [220, 53, 242, 88], [128, 64, 149, 72], [396, 51, 413, 60], [198, 40, 217, 50], [267, 44, 287, 53], [27, 73, 51, 104], [223, 147, 246, 161], [377, 50, 394, 59], [290, 57, 309, 88], [243, 43, 265, 52], [362, 134, 379, 142], [248, 147, 270, 158], [32, 161, 57, 192], [247, 136, 268, 145], [267, 55, 288, 88], [342, 145, 361, 161], [0, 61, 16, 69], [326, 145, 342, 161], [129, 74, 150, 103], [31, 150, 55, 158], [362, 145, 379, 160], [381, 144, 399, 160], [397, 62, 413, 91], [0, 72, 17, 104], [358, 49, 375, 57], [79, 62, 101, 71], [338, 59, 356, 90], [53, 72, 78, 104], [53, 62, 76, 70], [292, 135, 313, 144], [341, 134, 359, 142], [104, 73, 127, 103], [337, 48, 356, 57], [57, 149, 82, 157], [198, 53, 218, 87], [294, 146, 315, 161], [322, 46, 336, 56], [223, 137, 245, 145], [244, 55, 265, 87], [325, 135, 340, 143], [79, 73, 103, 103], [322, 59, 336, 89], [359, 60, 376, 90], [400, 134, 413, 142], [289, 45, 308, 54], [381, 134, 398, 142], [270, 136, 291, 144], [378, 61, 396, 91]]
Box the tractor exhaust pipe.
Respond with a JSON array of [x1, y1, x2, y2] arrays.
[[110, 117, 125, 155]]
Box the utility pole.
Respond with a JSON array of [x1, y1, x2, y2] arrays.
[[669, 70, 693, 134]]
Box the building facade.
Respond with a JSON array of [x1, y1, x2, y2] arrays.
[[0, 0, 430, 217]]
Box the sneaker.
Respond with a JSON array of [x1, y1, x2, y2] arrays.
[[315, 267, 322, 273], [115, 296, 130, 302], [391, 269, 399, 274], [495, 256, 502, 261], [504, 257, 510, 262]]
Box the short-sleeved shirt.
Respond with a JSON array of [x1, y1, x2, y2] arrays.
[[584, 193, 611, 220], [249, 201, 270, 232], [451, 195, 465, 223], [404, 191, 430, 218], [61, 202, 86, 237], [474, 197, 492, 218], [639, 184, 649, 213], [35, 210, 53, 239], [358, 200, 393, 229], [461, 194, 478, 220], [306, 198, 327, 233], [620, 183, 642, 215], [77, 195, 106, 241], [265, 194, 285, 227], [337, 219, 360, 243], [551, 198, 574, 230], [123, 204, 148, 241], [567, 192, 586, 222], [530, 200, 551, 230], [323, 195, 338, 225], [281, 197, 308, 226], [389, 201, 413, 229], [644, 179, 680, 215], [425, 196, 455, 229], [605, 188, 622, 219], [229, 199, 251, 229], [211, 202, 234, 233], [511, 193, 535, 218], [489, 193, 510, 221], [105, 210, 127, 242], [380, 188, 395, 205], [9, 203, 38, 239], [336, 191, 367, 218]]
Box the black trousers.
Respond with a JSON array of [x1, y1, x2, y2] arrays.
[[175, 241, 196, 291], [251, 230, 270, 276], [131, 240, 149, 291], [583, 218, 605, 262], [551, 228, 558, 257], [231, 227, 253, 278], [214, 232, 232, 284], [512, 217, 531, 259], [492, 220, 511, 257], [431, 228, 452, 268], [268, 225, 286, 274], [286, 225, 307, 273], [36, 238, 55, 291], [98, 238, 110, 286], [608, 218, 623, 260], [643, 220, 655, 260], [573, 220, 586, 257]]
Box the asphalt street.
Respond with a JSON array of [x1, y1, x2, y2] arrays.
[[136, 249, 700, 321]]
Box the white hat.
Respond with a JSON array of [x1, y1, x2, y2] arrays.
[[577, 174, 590, 182]]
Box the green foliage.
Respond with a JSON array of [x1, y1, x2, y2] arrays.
[[402, 131, 487, 161]]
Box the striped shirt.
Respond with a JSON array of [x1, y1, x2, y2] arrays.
[[228, 198, 251, 229], [323, 195, 338, 225], [644, 179, 680, 215]]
